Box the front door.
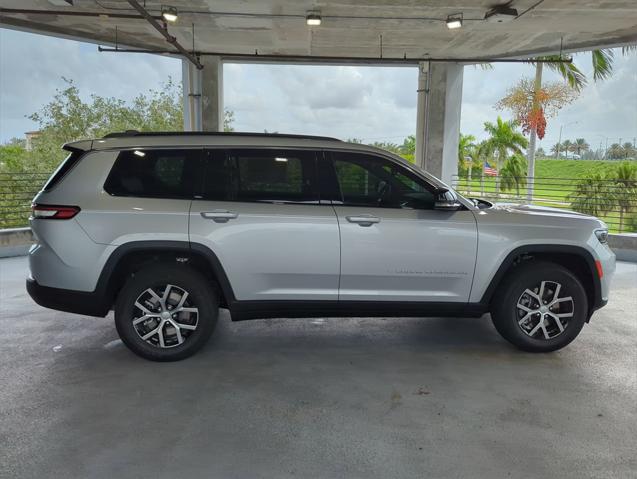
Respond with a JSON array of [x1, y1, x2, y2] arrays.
[[325, 151, 478, 303], [189, 148, 340, 301]]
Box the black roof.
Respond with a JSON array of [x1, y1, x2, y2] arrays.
[[102, 130, 341, 142]]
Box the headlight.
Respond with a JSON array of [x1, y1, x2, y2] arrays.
[[595, 229, 608, 244]]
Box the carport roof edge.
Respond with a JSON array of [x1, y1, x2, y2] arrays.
[[1, 1, 636, 61]]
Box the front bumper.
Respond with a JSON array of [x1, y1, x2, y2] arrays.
[[595, 242, 616, 306]]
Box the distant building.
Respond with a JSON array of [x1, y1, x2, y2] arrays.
[[25, 131, 41, 151]]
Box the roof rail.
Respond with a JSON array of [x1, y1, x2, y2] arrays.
[[102, 131, 341, 141]]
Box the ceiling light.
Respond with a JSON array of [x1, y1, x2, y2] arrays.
[[133, 150, 146, 157], [161, 6, 179, 23], [306, 12, 322, 26], [446, 13, 463, 29], [275, 157, 288, 162]]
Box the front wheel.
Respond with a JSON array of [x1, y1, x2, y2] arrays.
[[114, 265, 218, 361], [491, 261, 588, 352]]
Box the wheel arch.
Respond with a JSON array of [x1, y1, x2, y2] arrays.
[[480, 244, 602, 314], [97, 241, 236, 313]]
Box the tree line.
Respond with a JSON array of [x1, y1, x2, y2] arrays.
[[0, 78, 234, 174], [539, 140, 636, 160], [0, 79, 234, 228]]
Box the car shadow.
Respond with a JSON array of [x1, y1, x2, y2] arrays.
[[206, 310, 504, 351]]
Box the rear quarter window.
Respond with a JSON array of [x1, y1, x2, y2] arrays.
[[43, 150, 85, 191], [104, 149, 199, 199]]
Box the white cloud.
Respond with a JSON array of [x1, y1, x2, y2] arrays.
[[0, 28, 180, 141], [224, 64, 417, 141]]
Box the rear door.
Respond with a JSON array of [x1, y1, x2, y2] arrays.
[[189, 148, 340, 301], [324, 151, 478, 303]]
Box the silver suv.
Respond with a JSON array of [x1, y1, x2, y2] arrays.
[[27, 132, 615, 361]]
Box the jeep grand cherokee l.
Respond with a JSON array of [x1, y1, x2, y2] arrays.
[[27, 132, 615, 361]]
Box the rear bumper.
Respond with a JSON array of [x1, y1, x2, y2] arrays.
[[26, 277, 110, 317]]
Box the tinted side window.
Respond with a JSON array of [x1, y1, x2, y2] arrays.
[[332, 152, 436, 209], [202, 149, 318, 203], [43, 151, 84, 191], [200, 152, 235, 201], [104, 149, 198, 199]]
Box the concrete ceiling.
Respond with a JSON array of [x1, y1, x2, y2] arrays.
[[1, 1, 636, 62]]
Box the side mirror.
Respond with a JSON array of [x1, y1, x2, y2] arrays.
[[434, 199, 462, 211], [434, 190, 461, 211]]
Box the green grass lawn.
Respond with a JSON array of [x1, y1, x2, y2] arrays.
[[454, 158, 635, 233], [456, 158, 617, 200], [457, 158, 622, 198], [533, 158, 619, 179]]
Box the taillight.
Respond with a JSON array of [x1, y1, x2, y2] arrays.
[[31, 204, 80, 220]]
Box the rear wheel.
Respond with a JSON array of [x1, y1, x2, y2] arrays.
[[115, 265, 218, 361], [491, 261, 588, 352]]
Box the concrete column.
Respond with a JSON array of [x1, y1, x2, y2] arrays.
[[201, 56, 224, 132], [181, 58, 202, 131], [182, 60, 190, 131], [415, 62, 428, 173], [415, 62, 464, 186]]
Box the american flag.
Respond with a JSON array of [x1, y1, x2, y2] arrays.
[[483, 162, 498, 176]]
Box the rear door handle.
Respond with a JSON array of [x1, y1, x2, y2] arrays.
[[201, 210, 239, 223], [346, 215, 381, 227]]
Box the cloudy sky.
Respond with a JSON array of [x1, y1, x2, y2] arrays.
[[1, 28, 636, 151]]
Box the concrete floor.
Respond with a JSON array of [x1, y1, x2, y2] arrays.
[[1, 256, 635, 479]]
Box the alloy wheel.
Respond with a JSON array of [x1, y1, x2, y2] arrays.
[[132, 284, 199, 348], [516, 280, 574, 340]]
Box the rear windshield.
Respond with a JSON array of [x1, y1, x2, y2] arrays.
[[104, 149, 198, 199], [43, 151, 84, 191]]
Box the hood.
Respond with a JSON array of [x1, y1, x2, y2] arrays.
[[489, 202, 607, 229], [492, 203, 593, 218]]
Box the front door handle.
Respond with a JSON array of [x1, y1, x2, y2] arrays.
[[346, 215, 380, 227], [201, 210, 239, 223]]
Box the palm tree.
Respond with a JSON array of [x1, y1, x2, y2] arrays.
[[569, 173, 615, 217], [500, 154, 528, 197], [622, 142, 636, 159], [561, 139, 573, 158], [573, 138, 590, 156], [608, 143, 623, 159], [480, 117, 528, 193], [550, 142, 562, 156], [475, 140, 489, 197], [522, 47, 635, 199], [536, 48, 633, 92], [458, 133, 476, 178], [613, 161, 637, 232]]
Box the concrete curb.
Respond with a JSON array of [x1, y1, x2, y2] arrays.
[[0, 227, 35, 258], [608, 233, 637, 262]]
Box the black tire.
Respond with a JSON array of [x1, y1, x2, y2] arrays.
[[114, 264, 218, 361], [491, 261, 588, 353]]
